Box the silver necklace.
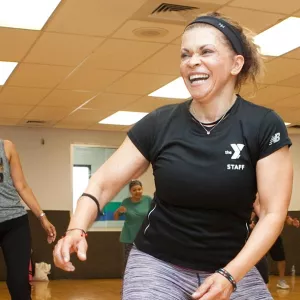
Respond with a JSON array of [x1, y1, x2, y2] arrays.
[[190, 104, 228, 135]]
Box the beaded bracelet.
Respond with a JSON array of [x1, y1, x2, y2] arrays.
[[64, 228, 88, 238], [215, 268, 237, 291]]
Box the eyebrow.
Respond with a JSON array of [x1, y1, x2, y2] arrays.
[[181, 44, 214, 52]]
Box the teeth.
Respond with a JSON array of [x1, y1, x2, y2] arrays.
[[189, 74, 209, 81]]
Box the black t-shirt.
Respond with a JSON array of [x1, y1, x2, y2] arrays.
[[127, 95, 292, 271]]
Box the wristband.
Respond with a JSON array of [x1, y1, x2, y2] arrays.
[[81, 193, 104, 217], [216, 268, 237, 292]]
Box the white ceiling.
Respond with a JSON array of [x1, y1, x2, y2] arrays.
[[0, 0, 299, 132]]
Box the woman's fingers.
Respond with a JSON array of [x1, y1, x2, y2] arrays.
[[76, 239, 88, 261], [192, 274, 233, 300], [53, 238, 75, 271], [53, 234, 88, 271], [192, 278, 213, 298], [51, 225, 57, 240]]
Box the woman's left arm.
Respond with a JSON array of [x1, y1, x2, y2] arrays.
[[192, 146, 293, 299], [5, 140, 57, 242], [225, 145, 293, 278]]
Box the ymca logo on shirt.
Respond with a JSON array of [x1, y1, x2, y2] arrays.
[[225, 144, 245, 159], [225, 143, 245, 171], [269, 133, 280, 146], [230, 144, 244, 159]]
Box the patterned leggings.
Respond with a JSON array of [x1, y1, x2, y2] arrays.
[[122, 246, 273, 300]]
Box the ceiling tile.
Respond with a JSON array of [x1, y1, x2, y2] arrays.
[[229, 0, 299, 14], [0, 118, 21, 126], [239, 83, 267, 98], [171, 36, 182, 45], [112, 20, 184, 43], [25, 107, 73, 121], [58, 68, 125, 91], [262, 58, 300, 85], [64, 108, 110, 123], [0, 87, 50, 105], [46, 0, 147, 36], [271, 108, 300, 123], [88, 124, 125, 131], [24, 32, 104, 66], [134, 44, 180, 75], [193, 0, 231, 3], [277, 74, 300, 88], [106, 73, 176, 95], [283, 48, 300, 60], [217, 7, 285, 33], [0, 104, 32, 118], [83, 93, 140, 110], [40, 90, 97, 108], [122, 125, 132, 132], [7, 63, 73, 88], [0, 28, 39, 61], [82, 39, 164, 71], [54, 120, 92, 130], [124, 96, 184, 112], [250, 86, 300, 105], [274, 93, 300, 108], [131, 0, 222, 25]]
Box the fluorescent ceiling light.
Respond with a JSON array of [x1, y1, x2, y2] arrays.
[[0, 61, 18, 85], [254, 17, 300, 56], [149, 77, 191, 99], [99, 111, 148, 126], [0, 0, 61, 30]]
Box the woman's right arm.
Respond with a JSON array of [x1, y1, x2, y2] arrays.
[[114, 205, 127, 220], [53, 136, 149, 271], [114, 209, 120, 220]]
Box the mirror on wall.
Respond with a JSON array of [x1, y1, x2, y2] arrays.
[[71, 144, 129, 231]]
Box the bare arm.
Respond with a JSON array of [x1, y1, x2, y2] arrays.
[[113, 206, 127, 220], [225, 146, 293, 281], [113, 211, 120, 220], [255, 194, 298, 227], [5, 140, 56, 241]]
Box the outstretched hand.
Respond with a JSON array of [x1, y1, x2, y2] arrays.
[[53, 231, 88, 272]]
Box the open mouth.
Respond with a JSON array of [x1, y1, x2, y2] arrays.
[[189, 74, 209, 84]]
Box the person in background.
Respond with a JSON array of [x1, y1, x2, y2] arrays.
[[253, 196, 299, 289], [0, 139, 56, 300], [114, 180, 152, 269]]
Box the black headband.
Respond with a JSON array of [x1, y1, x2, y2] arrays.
[[186, 16, 245, 56]]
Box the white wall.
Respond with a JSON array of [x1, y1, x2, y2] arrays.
[[290, 134, 300, 210], [0, 126, 299, 211], [0, 126, 127, 210]]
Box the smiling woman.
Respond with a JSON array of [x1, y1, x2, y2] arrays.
[[53, 12, 293, 300]]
